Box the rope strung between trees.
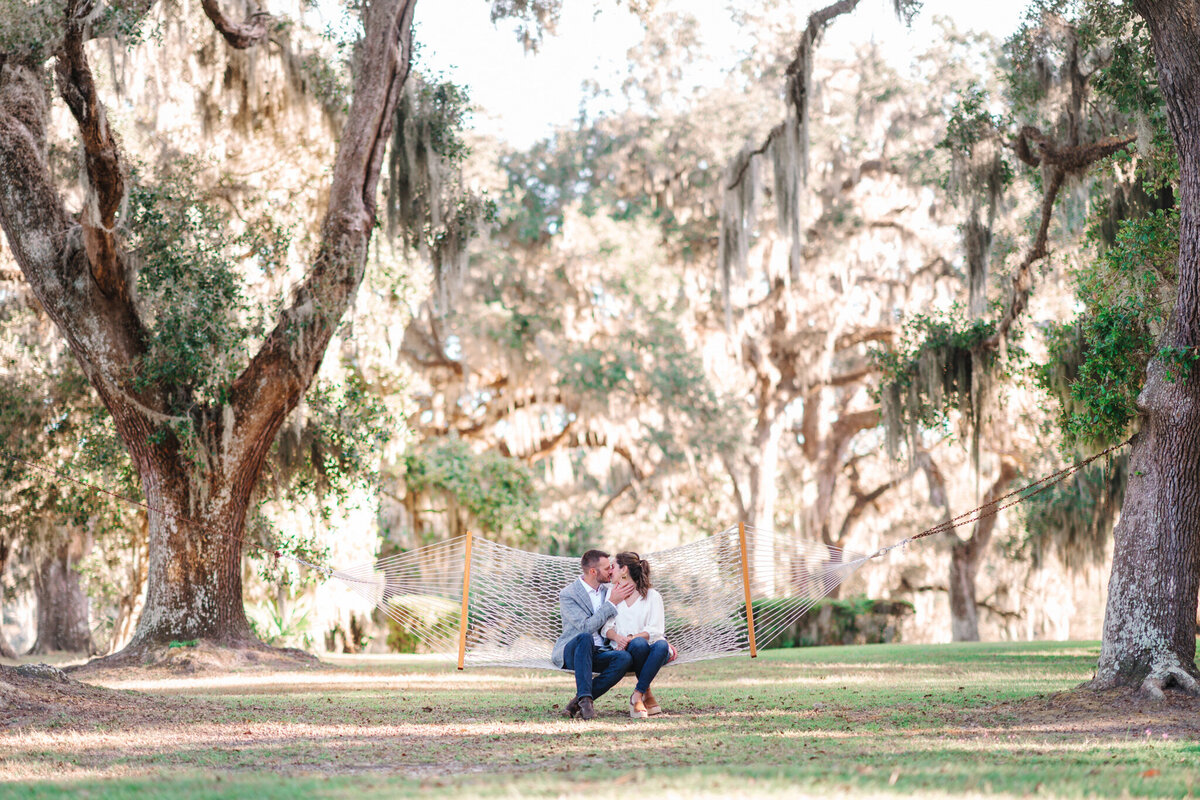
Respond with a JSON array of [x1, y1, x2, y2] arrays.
[[0, 436, 1132, 667], [867, 436, 1132, 560]]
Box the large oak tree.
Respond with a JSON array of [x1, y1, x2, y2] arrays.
[[1092, 0, 1200, 696], [0, 0, 416, 654]]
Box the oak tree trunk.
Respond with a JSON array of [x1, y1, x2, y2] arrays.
[[127, 452, 255, 647], [0, 534, 16, 659], [1093, 0, 1200, 696], [747, 409, 783, 590], [29, 528, 96, 655], [949, 462, 1017, 642]]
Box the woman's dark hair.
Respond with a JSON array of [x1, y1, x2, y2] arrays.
[[615, 551, 651, 597]]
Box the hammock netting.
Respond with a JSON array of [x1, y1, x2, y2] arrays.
[[332, 525, 869, 669]]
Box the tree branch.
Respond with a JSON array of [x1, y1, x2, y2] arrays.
[[835, 473, 906, 545], [720, 452, 748, 522], [55, 0, 128, 301], [835, 326, 893, 351], [960, 459, 1020, 561], [201, 0, 272, 49], [726, 124, 781, 191], [726, 0, 863, 193], [229, 0, 417, 476], [985, 128, 1137, 350], [599, 480, 634, 518], [0, 54, 153, 432], [784, 0, 863, 117]]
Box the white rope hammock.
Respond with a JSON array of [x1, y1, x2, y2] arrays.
[[330, 525, 872, 669], [0, 438, 1130, 669]]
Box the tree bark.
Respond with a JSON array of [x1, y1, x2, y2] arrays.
[[1091, 0, 1200, 697], [127, 452, 257, 647], [948, 461, 1017, 642], [0, 534, 16, 659], [29, 528, 96, 655], [0, 0, 418, 654]]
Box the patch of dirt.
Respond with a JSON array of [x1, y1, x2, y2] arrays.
[[0, 662, 167, 728], [69, 638, 322, 680], [964, 686, 1200, 737]]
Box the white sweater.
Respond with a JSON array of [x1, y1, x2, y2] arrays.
[[601, 588, 666, 643]]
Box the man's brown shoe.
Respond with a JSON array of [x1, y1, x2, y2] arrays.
[[578, 696, 595, 720]]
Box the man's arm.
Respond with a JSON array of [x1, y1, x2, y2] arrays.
[[560, 589, 616, 636]]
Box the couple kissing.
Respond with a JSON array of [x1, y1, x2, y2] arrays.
[[551, 549, 673, 720]]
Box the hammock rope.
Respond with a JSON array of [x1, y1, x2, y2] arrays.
[[0, 436, 1131, 667]]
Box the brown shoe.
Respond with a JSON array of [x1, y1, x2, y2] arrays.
[[629, 692, 648, 719], [564, 696, 581, 718], [578, 696, 595, 720], [643, 689, 662, 716]]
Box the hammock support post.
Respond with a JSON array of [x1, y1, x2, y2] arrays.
[[457, 533, 473, 670], [738, 521, 758, 658]]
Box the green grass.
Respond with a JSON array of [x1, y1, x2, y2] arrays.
[[3, 641, 1198, 798]]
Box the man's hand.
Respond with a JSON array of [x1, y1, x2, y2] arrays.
[[609, 580, 635, 604]]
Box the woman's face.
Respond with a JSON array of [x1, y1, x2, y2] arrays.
[[616, 564, 631, 581]]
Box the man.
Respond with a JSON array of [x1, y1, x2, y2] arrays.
[[551, 549, 635, 720]]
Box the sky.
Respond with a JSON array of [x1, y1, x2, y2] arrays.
[[412, 0, 1031, 150]]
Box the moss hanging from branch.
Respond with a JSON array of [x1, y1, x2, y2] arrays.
[[717, 143, 760, 322], [941, 86, 1013, 318], [770, 110, 806, 281], [874, 315, 1001, 465], [386, 75, 494, 312], [1019, 453, 1129, 571], [716, 0, 876, 318]]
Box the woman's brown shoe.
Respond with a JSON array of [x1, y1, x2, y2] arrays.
[[629, 693, 648, 719], [643, 689, 662, 716]]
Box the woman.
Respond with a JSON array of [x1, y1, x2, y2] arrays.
[[602, 551, 671, 718]]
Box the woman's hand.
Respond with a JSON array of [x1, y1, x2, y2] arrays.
[[605, 629, 631, 650]]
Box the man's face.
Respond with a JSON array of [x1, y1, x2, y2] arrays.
[[590, 556, 613, 584]]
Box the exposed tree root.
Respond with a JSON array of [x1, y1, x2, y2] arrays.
[[1141, 664, 1200, 700], [1090, 650, 1200, 699]]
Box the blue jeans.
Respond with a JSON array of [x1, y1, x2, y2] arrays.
[[627, 638, 671, 694], [563, 632, 633, 700]]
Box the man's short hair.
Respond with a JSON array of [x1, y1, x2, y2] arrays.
[[580, 549, 609, 573]]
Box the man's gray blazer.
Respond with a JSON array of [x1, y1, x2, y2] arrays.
[[550, 579, 617, 668]]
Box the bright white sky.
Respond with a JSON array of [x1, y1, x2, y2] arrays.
[[413, 0, 1030, 149]]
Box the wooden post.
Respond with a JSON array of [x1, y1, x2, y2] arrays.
[[738, 521, 758, 658], [457, 533, 473, 670]]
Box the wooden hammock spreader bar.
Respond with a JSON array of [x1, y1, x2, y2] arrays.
[[738, 521, 758, 658], [457, 533, 473, 670]]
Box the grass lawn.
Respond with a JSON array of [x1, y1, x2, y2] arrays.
[[3, 640, 1199, 798]]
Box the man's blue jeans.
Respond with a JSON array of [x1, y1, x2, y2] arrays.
[[563, 632, 632, 700], [627, 637, 671, 694]]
